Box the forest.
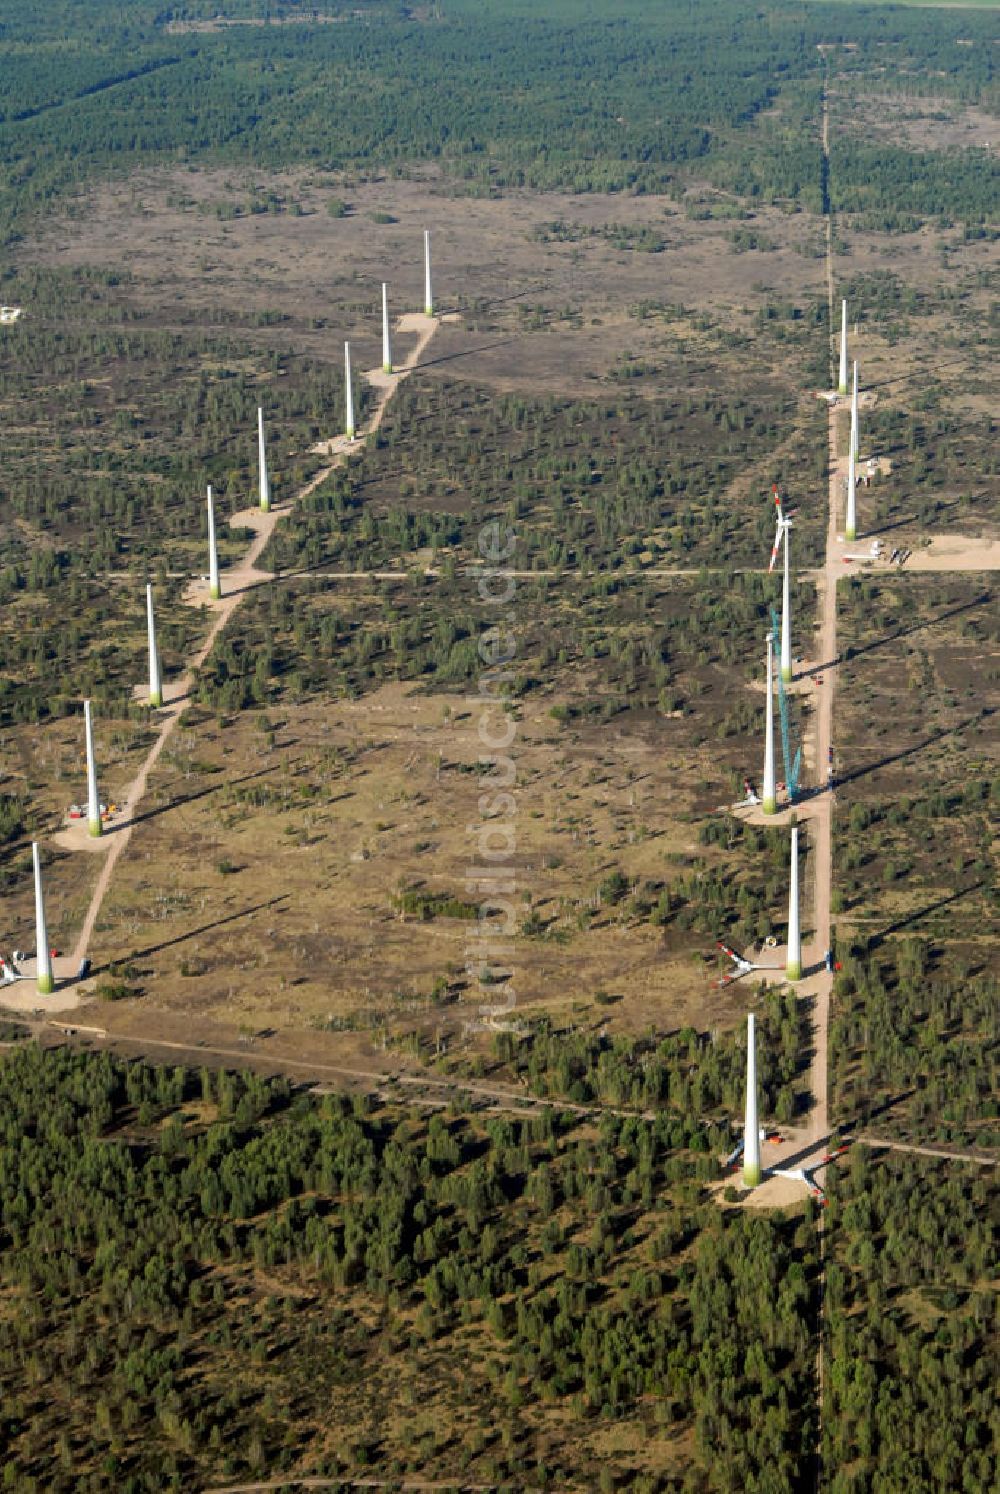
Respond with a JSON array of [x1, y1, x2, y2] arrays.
[[483, 984, 811, 1130], [829, 940, 997, 1149], [0, 1043, 821, 1492], [0, 1, 996, 246], [0, 1044, 993, 1492], [823, 1149, 996, 1491]]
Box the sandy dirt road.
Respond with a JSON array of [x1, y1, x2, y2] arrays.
[[799, 419, 839, 1147], [846, 1134, 997, 1168]]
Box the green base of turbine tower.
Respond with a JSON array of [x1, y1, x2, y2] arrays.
[[88, 819, 102, 838], [36, 973, 54, 995], [743, 1161, 762, 1188], [785, 960, 802, 982]]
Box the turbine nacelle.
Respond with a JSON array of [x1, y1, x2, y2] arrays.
[[768, 485, 794, 574], [716, 940, 780, 987]]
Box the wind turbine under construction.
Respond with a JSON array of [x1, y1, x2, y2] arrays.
[[768, 485, 795, 684]]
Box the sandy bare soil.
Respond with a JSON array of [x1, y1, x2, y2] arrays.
[[0, 957, 90, 1014], [709, 1172, 811, 1213], [902, 536, 1000, 571], [52, 821, 116, 855]]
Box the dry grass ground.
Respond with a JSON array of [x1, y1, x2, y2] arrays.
[[74, 681, 755, 1049], [30, 170, 829, 394], [27, 165, 994, 393]]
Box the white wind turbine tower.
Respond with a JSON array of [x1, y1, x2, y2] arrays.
[[32, 842, 54, 995], [838, 297, 849, 396], [381, 282, 393, 374], [84, 699, 101, 838], [768, 485, 794, 684], [850, 358, 860, 461], [257, 406, 271, 513], [846, 412, 857, 544], [786, 825, 802, 982], [846, 360, 860, 542], [743, 1013, 762, 1188], [423, 229, 433, 317], [146, 582, 163, 708], [207, 484, 221, 600], [762, 630, 777, 815], [344, 341, 355, 440]]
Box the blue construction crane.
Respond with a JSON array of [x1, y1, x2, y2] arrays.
[[770, 607, 801, 802]]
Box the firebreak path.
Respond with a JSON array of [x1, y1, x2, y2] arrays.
[[14, 1026, 998, 1173]]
